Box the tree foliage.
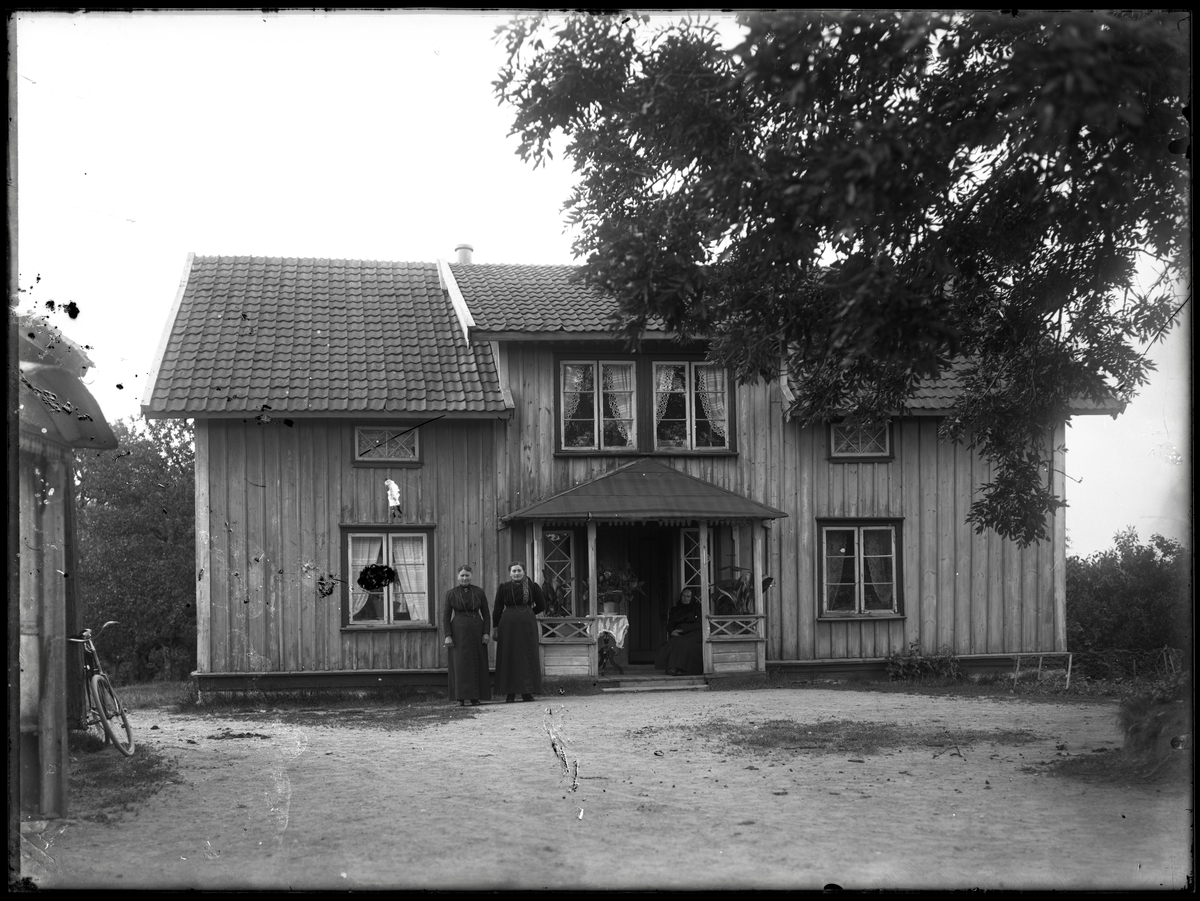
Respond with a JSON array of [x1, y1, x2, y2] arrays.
[[76, 418, 196, 683], [1066, 529, 1191, 655], [496, 10, 1190, 545]]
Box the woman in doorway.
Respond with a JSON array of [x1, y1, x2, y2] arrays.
[[655, 587, 703, 676], [492, 560, 545, 702], [443, 565, 491, 706]]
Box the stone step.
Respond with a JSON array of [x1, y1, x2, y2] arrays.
[[601, 681, 709, 693]]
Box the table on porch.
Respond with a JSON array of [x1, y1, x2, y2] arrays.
[[595, 614, 629, 675]]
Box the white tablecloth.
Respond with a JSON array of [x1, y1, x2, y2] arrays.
[[595, 614, 629, 648]]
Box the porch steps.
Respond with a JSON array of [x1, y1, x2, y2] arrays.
[[600, 677, 708, 694]]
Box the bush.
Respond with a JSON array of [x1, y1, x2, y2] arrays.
[[885, 642, 962, 681], [1067, 529, 1191, 656]]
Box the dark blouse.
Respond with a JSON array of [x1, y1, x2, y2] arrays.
[[443, 585, 490, 635], [667, 600, 702, 631], [492, 579, 546, 627]]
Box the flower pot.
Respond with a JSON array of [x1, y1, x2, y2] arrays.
[[601, 600, 620, 615]]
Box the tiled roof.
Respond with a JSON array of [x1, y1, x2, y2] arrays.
[[450, 263, 668, 334], [506, 458, 787, 522], [144, 256, 509, 417], [907, 358, 1123, 414]]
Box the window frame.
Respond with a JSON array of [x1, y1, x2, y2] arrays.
[[340, 526, 436, 630], [827, 420, 894, 463], [351, 422, 423, 468], [816, 518, 905, 620], [553, 353, 736, 456], [558, 359, 640, 452]]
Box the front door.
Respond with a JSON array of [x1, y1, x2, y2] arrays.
[[624, 526, 673, 663]]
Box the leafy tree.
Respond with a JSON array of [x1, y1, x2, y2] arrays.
[[1066, 529, 1191, 654], [496, 11, 1190, 545], [75, 418, 196, 683]]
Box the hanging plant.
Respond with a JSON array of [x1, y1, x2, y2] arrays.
[[357, 564, 398, 592]]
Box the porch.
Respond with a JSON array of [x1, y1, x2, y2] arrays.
[[505, 458, 787, 679]]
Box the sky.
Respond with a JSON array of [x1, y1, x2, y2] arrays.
[[12, 9, 1192, 558]]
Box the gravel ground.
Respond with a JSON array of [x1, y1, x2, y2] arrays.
[[20, 687, 1192, 890]]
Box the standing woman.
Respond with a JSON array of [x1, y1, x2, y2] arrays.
[[492, 560, 545, 702], [443, 565, 491, 706]]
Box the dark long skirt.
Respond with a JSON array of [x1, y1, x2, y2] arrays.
[[448, 612, 492, 701], [494, 605, 542, 696], [654, 625, 703, 675]]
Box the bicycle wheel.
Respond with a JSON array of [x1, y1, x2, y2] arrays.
[[90, 674, 135, 756]]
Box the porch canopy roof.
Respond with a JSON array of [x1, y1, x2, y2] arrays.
[[505, 458, 788, 523]]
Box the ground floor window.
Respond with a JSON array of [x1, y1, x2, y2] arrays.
[[818, 520, 902, 617], [343, 530, 432, 626]]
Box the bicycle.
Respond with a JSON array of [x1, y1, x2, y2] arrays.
[[69, 620, 135, 756]]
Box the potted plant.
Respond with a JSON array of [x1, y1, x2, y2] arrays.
[[596, 563, 645, 615]]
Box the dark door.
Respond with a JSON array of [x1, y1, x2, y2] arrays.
[[626, 526, 674, 663]]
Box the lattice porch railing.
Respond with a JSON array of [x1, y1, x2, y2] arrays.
[[539, 617, 593, 642], [708, 614, 765, 639]]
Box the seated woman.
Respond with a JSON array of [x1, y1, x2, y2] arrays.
[[654, 587, 703, 676]]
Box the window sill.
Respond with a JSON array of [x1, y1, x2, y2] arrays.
[[553, 449, 738, 458], [817, 614, 906, 622], [351, 459, 423, 469], [342, 624, 437, 632]]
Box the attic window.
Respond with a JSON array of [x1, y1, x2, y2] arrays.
[[354, 425, 419, 464], [829, 421, 893, 461]]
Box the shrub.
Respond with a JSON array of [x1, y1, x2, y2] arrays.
[[885, 642, 962, 681]]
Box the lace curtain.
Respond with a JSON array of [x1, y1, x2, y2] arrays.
[[602, 363, 634, 445], [695, 365, 727, 442], [350, 536, 384, 618], [391, 534, 427, 621]]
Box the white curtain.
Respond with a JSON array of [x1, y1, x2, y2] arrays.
[[861, 528, 894, 609], [654, 364, 682, 426], [602, 363, 634, 445], [562, 363, 591, 422], [695, 365, 727, 441], [391, 534, 427, 621], [350, 535, 384, 617]]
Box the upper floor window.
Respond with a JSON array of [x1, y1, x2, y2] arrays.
[[829, 421, 892, 461], [555, 354, 734, 455], [355, 425, 419, 464], [654, 362, 728, 450], [344, 530, 432, 627], [561, 361, 637, 450], [818, 520, 902, 617]]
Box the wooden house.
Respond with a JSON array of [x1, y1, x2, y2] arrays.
[[143, 250, 1115, 689], [18, 316, 118, 818]]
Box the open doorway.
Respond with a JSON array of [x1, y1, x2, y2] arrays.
[[597, 524, 675, 664]]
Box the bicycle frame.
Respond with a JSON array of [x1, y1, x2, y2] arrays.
[[70, 621, 135, 756]]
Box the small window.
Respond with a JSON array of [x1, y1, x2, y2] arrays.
[[355, 425, 419, 464], [345, 531, 431, 626], [829, 421, 892, 461], [561, 361, 636, 451], [819, 521, 902, 617], [653, 362, 729, 450]]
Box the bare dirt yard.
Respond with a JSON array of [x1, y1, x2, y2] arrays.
[[20, 687, 1192, 891]]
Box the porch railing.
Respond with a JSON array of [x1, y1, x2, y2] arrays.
[[539, 617, 593, 642], [708, 614, 765, 639]]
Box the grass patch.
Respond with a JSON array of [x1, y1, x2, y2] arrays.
[[67, 730, 183, 823], [684, 717, 1042, 757], [118, 680, 195, 710]]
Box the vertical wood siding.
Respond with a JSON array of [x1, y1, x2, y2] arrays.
[[198, 418, 504, 674], [198, 344, 1067, 673]]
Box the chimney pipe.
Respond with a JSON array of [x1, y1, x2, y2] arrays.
[[454, 243, 474, 265]]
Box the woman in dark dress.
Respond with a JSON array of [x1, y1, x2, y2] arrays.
[[491, 560, 545, 702], [443, 565, 491, 706], [655, 587, 704, 675]]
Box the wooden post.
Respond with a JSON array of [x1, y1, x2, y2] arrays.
[[753, 520, 766, 673], [532, 521, 544, 591], [587, 519, 599, 676], [699, 519, 711, 674]]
